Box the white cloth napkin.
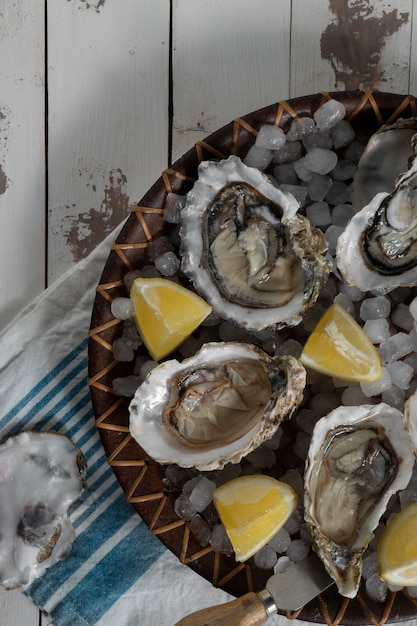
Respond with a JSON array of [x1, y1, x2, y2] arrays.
[[0, 224, 302, 626]]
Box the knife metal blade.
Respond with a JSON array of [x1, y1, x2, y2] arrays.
[[174, 553, 334, 626], [264, 552, 334, 612]]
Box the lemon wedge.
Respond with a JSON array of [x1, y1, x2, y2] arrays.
[[212, 474, 297, 562], [377, 502, 417, 586], [300, 302, 382, 382], [130, 278, 212, 361]]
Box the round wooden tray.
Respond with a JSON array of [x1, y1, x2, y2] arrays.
[[88, 89, 417, 624]]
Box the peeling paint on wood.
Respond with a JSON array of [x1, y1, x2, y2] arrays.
[[0, 166, 7, 194], [320, 0, 409, 89], [0, 106, 11, 196], [65, 168, 130, 262], [67, 0, 107, 12]]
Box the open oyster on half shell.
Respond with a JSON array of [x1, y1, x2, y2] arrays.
[[337, 129, 417, 292], [129, 341, 306, 471], [180, 156, 331, 331], [304, 403, 414, 599]]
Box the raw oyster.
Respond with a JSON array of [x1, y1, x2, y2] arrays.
[[129, 342, 306, 471], [180, 156, 331, 331], [304, 403, 414, 599], [337, 133, 417, 292], [0, 431, 87, 589]]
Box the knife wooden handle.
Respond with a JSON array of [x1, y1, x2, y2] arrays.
[[174, 591, 269, 626]]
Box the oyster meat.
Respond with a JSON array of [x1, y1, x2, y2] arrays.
[[180, 155, 331, 331], [304, 403, 414, 598], [337, 133, 417, 292], [129, 342, 306, 471], [0, 431, 87, 589]]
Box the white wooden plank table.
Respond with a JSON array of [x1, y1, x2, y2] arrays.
[[0, 0, 416, 623]]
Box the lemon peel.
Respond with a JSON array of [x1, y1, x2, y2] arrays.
[[130, 277, 212, 361]]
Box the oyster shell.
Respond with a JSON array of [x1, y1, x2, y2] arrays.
[[180, 156, 331, 331], [304, 403, 414, 599], [337, 133, 417, 292], [352, 117, 417, 213], [404, 388, 417, 457], [0, 431, 87, 589], [129, 342, 306, 471]]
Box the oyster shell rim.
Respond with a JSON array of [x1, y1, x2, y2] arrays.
[[304, 403, 414, 599], [128, 341, 306, 471]]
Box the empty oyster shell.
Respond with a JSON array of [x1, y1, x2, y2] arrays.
[[129, 342, 306, 471], [337, 132, 417, 292], [180, 156, 331, 331], [304, 403, 414, 599], [0, 431, 87, 589]]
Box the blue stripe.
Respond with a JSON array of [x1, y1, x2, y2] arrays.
[[73, 472, 120, 530], [70, 417, 97, 450], [50, 519, 166, 625], [71, 463, 116, 516], [0, 339, 87, 427], [32, 381, 91, 433], [82, 436, 106, 463], [28, 494, 138, 605], [0, 356, 88, 434]]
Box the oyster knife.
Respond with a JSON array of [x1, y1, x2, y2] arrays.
[[174, 553, 334, 626]]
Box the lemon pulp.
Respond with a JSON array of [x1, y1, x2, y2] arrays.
[[377, 502, 417, 585], [130, 277, 212, 361], [213, 474, 297, 562], [300, 302, 382, 382]]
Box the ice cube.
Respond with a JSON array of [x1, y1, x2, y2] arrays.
[[268, 528, 291, 554], [272, 162, 299, 185], [189, 477, 216, 513], [286, 117, 317, 141], [209, 524, 233, 553], [363, 318, 391, 344], [386, 361, 414, 390], [330, 158, 356, 181], [253, 545, 278, 570], [306, 201, 331, 228], [331, 203, 354, 227], [111, 296, 135, 320], [272, 140, 302, 164], [330, 120, 355, 149], [378, 332, 412, 363], [314, 99, 346, 130], [307, 173, 333, 202], [244, 145, 273, 170], [286, 539, 310, 563], [304, 148, 338, 175], [360, 367, 391, 397], [360, 296, 391, 321], [391, 303, 415, 331], [112, 375, 141, 397], [164, 193, 185, 224], [255, 124, 286, 150]]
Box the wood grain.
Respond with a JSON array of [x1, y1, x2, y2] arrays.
[[47, 0, 170, 284], [0, 1, 45, 331], [171, 0, 291, 162], [2, 0, 417, 624]]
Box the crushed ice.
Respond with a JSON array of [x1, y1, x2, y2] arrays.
[[109, 99, 417, 601]]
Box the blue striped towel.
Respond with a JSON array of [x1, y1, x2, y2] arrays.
[[0, 225, 240, 626]]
